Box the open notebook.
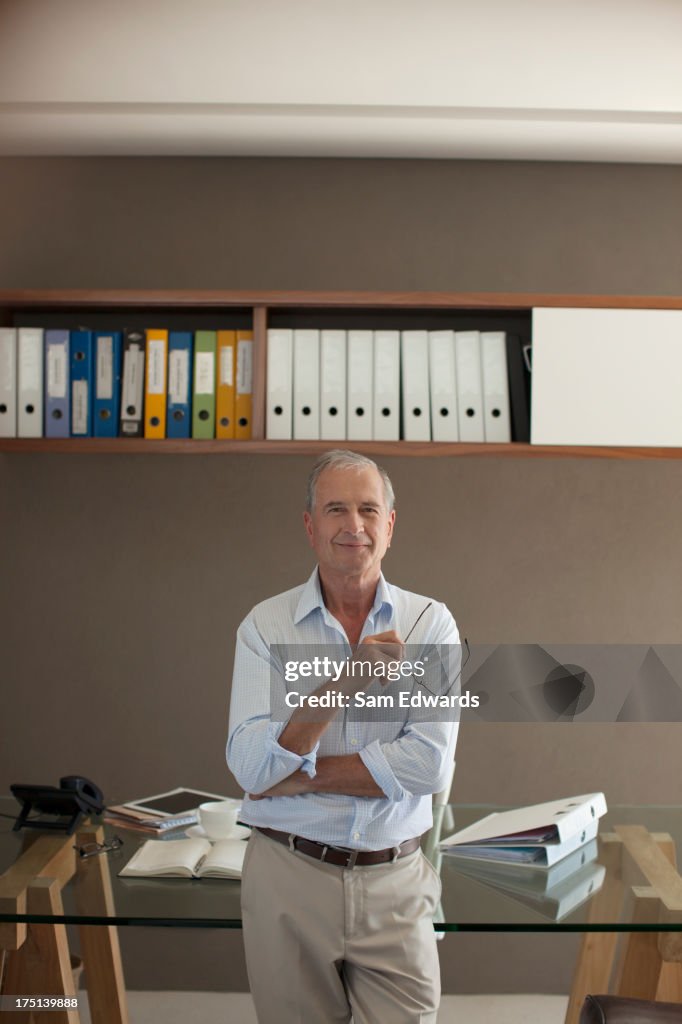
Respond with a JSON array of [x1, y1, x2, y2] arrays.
[[119, 837, 246, 879]]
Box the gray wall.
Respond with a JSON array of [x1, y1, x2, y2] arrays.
[[2, 157, 682, 994]]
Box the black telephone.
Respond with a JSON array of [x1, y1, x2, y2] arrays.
[[11, 776, 105, 834]]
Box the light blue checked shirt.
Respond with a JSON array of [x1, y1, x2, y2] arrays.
[[227, 567, 460, 850]]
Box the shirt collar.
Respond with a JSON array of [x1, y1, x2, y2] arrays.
[[293, 567, 394, 626]]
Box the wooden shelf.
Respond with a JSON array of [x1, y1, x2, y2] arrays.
[[2, 439, 682, 459], [4, 289, 682, 460], [2, 289, 682, 311]]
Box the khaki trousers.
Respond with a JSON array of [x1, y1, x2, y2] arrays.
[[241, 828, 442, 1024]]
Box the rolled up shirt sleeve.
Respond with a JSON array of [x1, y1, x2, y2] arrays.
[[359, 606, 461, 801], [359, 720, 458, 800], [227, 615, 319, 794]]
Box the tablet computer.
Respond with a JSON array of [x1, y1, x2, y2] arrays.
[[123, 787, 236, 817]]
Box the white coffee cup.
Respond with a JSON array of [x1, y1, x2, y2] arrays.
[[198, 800, 241, 839]]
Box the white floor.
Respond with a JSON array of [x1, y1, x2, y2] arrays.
[[79, 991, 569, 1023]]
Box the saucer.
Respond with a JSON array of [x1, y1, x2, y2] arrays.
[[185, 823, 250, 842]]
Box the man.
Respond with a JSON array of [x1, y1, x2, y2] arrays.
[[227, 449, 460, 1024]]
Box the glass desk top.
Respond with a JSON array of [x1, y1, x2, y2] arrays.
[[1, 801, 681, 932]]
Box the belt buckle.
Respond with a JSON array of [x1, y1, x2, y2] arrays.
[[317, 842, 359, 868], [324, 844, 359, 868]]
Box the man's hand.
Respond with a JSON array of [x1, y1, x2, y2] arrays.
[[275, 632, 404, 758], [355, 630, 405, 687]]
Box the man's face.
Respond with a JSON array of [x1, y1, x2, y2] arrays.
[[303, 465, 395, 580]]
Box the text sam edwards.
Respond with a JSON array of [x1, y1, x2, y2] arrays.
[[284, 691, 480, 709]]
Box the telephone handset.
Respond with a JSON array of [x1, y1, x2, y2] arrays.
[[11, 775, 105, 834]]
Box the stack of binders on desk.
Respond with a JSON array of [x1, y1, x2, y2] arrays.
[[440, 793, 608, 921], [440, 793, 607, 867]]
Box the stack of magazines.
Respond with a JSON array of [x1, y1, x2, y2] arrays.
[[439, 793, 608, 921]]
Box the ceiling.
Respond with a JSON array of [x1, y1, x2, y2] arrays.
[[1, 0, 681, 162]]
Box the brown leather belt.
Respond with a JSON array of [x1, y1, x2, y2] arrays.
[[255, 826, 421, 868]]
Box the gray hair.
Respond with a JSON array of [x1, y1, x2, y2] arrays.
[[305, 450, 395, 513]]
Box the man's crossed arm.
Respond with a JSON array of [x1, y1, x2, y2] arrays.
[[248, 754, 384, 799], [249, 631, 402, 800]]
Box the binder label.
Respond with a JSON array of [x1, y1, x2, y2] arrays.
[[20, 334, 41, 389], [47, 343, 68, 399], [147, 339, 166, 394], [459, 340, 477, 376], [169, 350, 189, 404], [431, 340, 451, 381], [0, 339, 12, 392], [237, 340, 252, 394], [376, 339, 395, 379], [269, 336, 290, 385], [219, 345, 234, 387], [72, 380, 88, 434], [122, 344, 143, 412], [97, 336, 114, 399], [324, 342, 344, 380], [195, 351, 215, 395]]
